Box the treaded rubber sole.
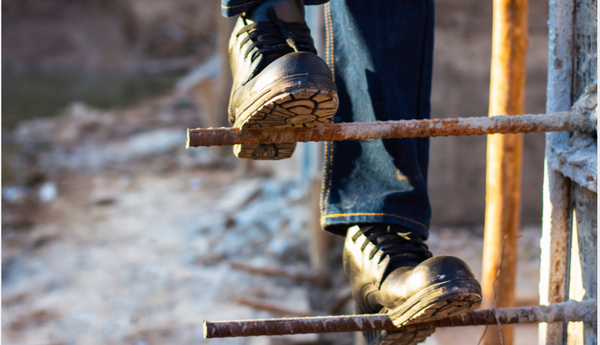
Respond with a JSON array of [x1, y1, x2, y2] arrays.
[[386, 281, 482, 326], [233, 142, 296, 160], [364, 281, 482, 345], [233, 87, 338, 160]]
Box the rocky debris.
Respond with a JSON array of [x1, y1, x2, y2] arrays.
[[1, 168, 327, 344], [38, 182, 58, 203], [2, 94, 333, 344], [5, 95, 212, 186], [2, 93, 541, 345]]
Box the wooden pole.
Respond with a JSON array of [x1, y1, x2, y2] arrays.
[[481, 0, 528, 344]]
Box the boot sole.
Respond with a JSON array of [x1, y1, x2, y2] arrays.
[[233, 76, 338, 160], [365, 328, 436, 345], [364, 278, 482, 345]]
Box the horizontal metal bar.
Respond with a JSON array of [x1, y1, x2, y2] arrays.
[[203, 300, 596, 338], [187, 111, 594, 147]]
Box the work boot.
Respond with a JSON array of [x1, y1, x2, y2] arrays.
[[228, 0, 338, 160], [343, 224, 482, 345]]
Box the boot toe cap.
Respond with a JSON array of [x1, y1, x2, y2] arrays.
[[410, 255, 479, 287]]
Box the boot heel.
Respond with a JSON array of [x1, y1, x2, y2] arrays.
[[233, 142, 296, 160], [233, 85, 337, 160]]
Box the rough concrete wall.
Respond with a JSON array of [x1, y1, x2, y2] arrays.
[[567, 0, 596, 343], [540, 0, 596, 342], [567, 184, 597, 345], [572, 0, 598, 101]]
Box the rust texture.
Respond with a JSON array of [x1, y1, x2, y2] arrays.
[[187, 112, 592, 147], [481, 0, 529, 343], [540, 167, 572, 344], [203, 300, 596, 339]]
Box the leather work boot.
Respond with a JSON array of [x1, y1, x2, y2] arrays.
[[228, 0, 338, 160], [343, 225, 482, 345]]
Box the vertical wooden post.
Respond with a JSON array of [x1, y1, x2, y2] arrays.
[[480, 0, 528, 344]]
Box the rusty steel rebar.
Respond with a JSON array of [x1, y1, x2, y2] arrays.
[[203, 300, 596, 339], [481, 0, 529, 343], [187, 111, 594, 147]]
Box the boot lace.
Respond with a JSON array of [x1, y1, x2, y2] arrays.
[[352, 224, 433, 268], [237, 7, 316, 70]]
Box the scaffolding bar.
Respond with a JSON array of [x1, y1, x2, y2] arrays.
[[203, 300, 596, 339], [187, 111, 593, 148]]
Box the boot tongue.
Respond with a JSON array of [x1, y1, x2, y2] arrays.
[[246, 0, 305, 23], [239, 1, 314, 78], [364, 225, 432, 280]]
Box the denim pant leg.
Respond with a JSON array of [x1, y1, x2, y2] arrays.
[[221, 0, 329, 17], [320, 0, 434, 240]]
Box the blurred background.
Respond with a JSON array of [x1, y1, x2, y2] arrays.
[[2, 0, 549, 344]]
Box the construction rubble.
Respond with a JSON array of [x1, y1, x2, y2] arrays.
[[3, 95, 542, 345]]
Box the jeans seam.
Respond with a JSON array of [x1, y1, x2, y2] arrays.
[[325, 3, 335, 80], [319, 141, 327, 213], [320, 142, 334, 214], [320, 2, 335, 216], [320, 213, 429, 231]]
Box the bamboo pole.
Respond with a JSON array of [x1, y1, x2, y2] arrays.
[[480, 0, 528, 344]]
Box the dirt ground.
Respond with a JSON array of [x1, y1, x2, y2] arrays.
[[2, 93, 543, 345]]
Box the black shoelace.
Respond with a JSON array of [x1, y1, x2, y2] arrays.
[[237, 7, 316, 70], [352, 224, 433, 270]]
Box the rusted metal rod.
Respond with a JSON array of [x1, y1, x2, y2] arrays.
[[203, 300, 596, 338], [187, 111, 593, 147]]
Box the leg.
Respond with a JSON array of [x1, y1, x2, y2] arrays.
[[321, 1, 482, 343], [320, 0, 433, 237]]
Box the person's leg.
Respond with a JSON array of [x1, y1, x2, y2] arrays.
[[320, 0, 433, 238], [320, 0, 482, 339]]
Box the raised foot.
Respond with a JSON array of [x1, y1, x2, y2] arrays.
[[239, 88, 338, 130], [234, 87, 337, 160]]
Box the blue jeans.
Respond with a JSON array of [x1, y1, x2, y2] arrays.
[[223, 0, 434, 239]]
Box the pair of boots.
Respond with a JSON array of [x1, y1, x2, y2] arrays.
[[226, 0, 482, 343]]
